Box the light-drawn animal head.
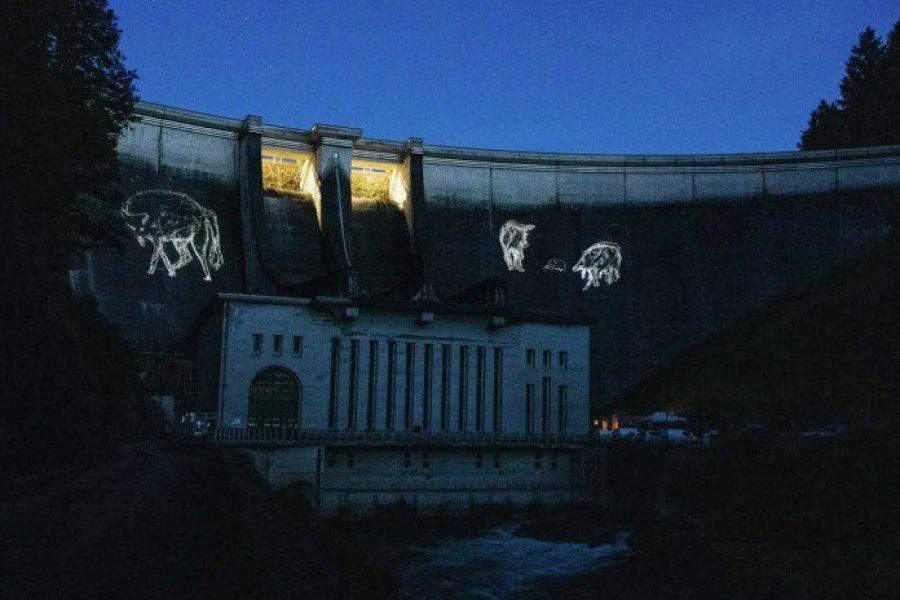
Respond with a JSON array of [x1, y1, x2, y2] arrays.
[[572, 241, 622, 290], [499, 220, 535, 253], [121, 199, 151, 247]]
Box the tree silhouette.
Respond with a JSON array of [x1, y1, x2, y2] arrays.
[[800, 20, 900, 150], [0, 1, 148, 477]]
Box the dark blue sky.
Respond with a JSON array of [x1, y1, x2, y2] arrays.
[[109, 0, 898, 154]]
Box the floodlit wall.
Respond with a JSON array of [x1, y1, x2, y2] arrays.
[[240, 445, 573, 516], [216, 296, 590, 435], [318, 448, 572, 516], [73, 106, 245, 351], [419, 146, 900, 405], [91, 102, 900, 410]]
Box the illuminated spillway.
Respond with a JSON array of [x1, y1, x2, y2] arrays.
[[351, 159, 408, 208], [261, 147, 317, 198]]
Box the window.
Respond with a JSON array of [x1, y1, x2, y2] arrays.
[[328, 338, 340, 429], [493, 348, 503, 432], [252, 333, 263, 354], [367, 341, 378, 431], [550, 453, 558, 470], [348, 339, 359, 430], [493, 452, 501, 469], [475, 347, 486, 432], [525, 384, 535, 433], [248, 366, 300, 427], [404, 343, 416, 431], [558, 351, 567, 369], [326, 450, 335, 467], [273, 334, 283, 356], [526, 349, 535, 367], [542, 350, 551, 368], [292, 336, 303, 356], [386, 342, 397, 430], [403, 450, 411, 468], [423, 344, 433, 431], [558, 385, 568, 433], [492, 285, 506, 308], [346, 452, 355, 468], [542, 377, 551, 433], [475, 451, 483, 468], [534, 451, 542, 469], [440, 344, 451, 431], [421, 451, 430, 469], [458, 345, 468, 431]]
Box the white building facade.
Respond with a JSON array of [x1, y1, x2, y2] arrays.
[[205, 293, 590, 515]]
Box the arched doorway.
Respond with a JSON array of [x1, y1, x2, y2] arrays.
[[248, 367, 301, 427]]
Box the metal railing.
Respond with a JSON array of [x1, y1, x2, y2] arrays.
[[318, 479, 569, 492], [213, 427, 592, 448]]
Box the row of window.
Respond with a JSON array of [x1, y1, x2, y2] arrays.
[[252, 334, 567, 372], [325, 450, 559, 470], [524, 380, 568, 434], [526, 349, 567, 369], [252, 333, 303, 357], [329, 339, 507, 434], [248, 336, 570, 434]]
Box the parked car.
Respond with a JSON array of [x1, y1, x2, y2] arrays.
[[820, 424, 848, 437], [637, 430, 663, 443], [802, 424, 847, 438], [661, 429, 698, 445], [594, 429, 615, 441], [612, 427, 641, 440]]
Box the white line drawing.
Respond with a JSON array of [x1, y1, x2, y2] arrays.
[[543, 258, 566, 272], [122, 190, 224, 282], [572, 242, 622, 290], [499, 220, 535, 272]]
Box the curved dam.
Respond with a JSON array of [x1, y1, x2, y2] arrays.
[[75, 101, 900, 411]]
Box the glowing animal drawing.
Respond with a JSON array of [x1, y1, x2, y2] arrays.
[[499, 220, 535, 272], [122, 190, 224, 281], [543, 258, 566, 272], [572, 242, 622, 290]]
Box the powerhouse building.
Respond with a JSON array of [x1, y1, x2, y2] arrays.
[[196, 293, 589, 514]]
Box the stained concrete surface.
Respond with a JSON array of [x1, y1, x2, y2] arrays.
[[0, 440, 347, 599]]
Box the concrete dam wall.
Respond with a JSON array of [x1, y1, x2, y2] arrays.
[[76, 102, 900, 410]]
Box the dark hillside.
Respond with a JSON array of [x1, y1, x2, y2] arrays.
[[618, 223, 900, 426]]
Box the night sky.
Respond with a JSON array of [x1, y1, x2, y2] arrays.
[[110, 0, 898, 154]]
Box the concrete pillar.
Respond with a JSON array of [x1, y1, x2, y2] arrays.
[[402, 137, 437, 299], [312, 124, 361, 293], [238, 114, 273, 294]]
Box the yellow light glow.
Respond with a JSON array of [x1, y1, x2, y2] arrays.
[[261, 147, 316, 198], [351, 159, 408, 208]]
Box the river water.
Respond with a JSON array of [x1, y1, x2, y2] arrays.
[[394, 523, 631, 599]]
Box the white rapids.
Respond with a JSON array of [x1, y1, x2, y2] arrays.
[[397, 524, 631, 599]]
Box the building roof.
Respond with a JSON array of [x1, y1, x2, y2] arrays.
[[218, 293, 593, 326]]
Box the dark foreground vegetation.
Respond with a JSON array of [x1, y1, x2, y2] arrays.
[[563, 433, 900, 599], [0, 2, 162, 480], [278, 485, 398, 600], [1, 439, 365, 599]]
